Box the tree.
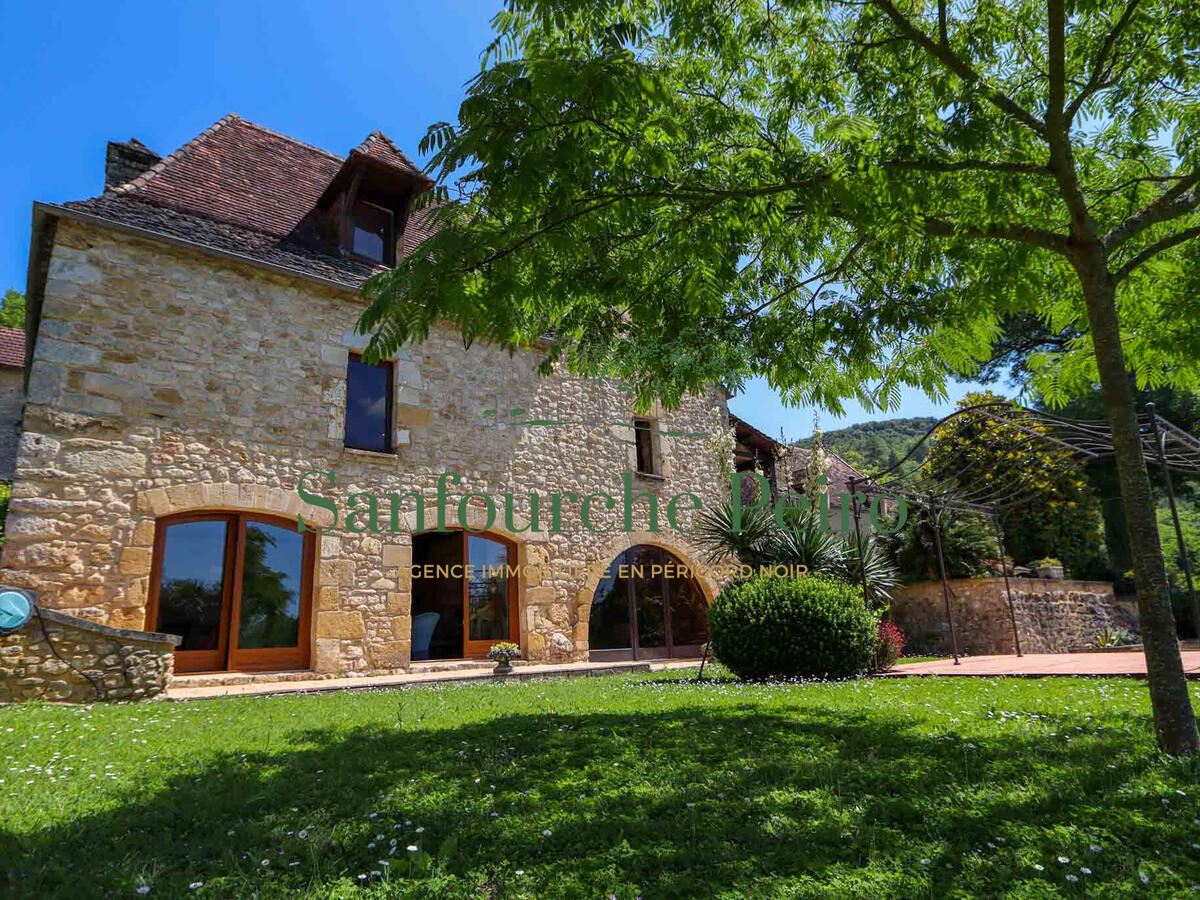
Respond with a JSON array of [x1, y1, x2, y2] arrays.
[[925, 391, 1111, 579], [0, 290, 25, 330], [361, 1, 1200, 751]]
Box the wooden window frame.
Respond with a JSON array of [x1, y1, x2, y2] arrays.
[[146, 512, 316, 674], [344, 353, 394, 454], [633, 418, 658, 476], [349, 198, 396, 266]]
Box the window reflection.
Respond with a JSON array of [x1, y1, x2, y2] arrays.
[[156, 519, 228, 651], [237, 523, 303, 649]]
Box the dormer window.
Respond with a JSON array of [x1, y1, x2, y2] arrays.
[[319, 132, 434, 268], [351, 200, 394, 265]]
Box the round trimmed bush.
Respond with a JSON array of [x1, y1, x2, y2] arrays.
[[708, 574, 878, 679]]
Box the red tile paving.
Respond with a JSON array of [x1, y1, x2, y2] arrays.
[[890, 650, 1200, 678]]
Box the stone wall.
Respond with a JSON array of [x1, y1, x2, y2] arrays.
[[892, 577, 1130, 655], [0, 365, 24, 481], [0, 607, 179, 702], [1, 220, 730, 675]]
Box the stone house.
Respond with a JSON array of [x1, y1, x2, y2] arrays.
[[5, 115, 735, 680], [731, 414, 872, 529], [0, 327, 25, 481]]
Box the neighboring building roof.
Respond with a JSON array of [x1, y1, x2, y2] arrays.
[[58, 114, 440, 290], [0, 327, 26, 368]]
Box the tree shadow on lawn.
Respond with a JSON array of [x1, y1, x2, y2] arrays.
[[3, 694, 1197, 897]]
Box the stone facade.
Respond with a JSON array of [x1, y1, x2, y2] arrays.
[[1, 220, 730, 676], [0, 365, 23, 481], [892, 577, 1131, 655], [0, 607, 179, 702]]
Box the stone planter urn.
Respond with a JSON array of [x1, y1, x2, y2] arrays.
[[488, 641, 521, 676], [1036, 565, 1065, 580]]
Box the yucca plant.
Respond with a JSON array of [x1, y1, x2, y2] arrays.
[[695, 500, 777, 567], [695, 499, 898, 605], [839, 531, 900, 608]]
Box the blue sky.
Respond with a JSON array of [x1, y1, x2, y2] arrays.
[[0, 0, 974, 436]]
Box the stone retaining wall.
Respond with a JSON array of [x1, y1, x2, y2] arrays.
[[0, 607, 179, 703], [892, 578, 1132, 656]]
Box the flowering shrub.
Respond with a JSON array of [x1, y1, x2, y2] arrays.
[[874, 620, 905, 672], [487, 642, 522, 663]]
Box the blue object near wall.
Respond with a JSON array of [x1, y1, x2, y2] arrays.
[[0, 587, 33, 635]]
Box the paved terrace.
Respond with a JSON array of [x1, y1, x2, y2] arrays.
[[165, 650, 1200, 701], [891, 650, 1200, 679], [166, 659, 704, 701]]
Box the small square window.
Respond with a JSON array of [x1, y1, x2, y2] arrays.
[[345, 354, 393, 453], [351, 200, 394, 264], [633, 418, 658, 475]]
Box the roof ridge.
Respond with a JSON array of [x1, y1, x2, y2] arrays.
[[238, 117, 346, 163], [111, 113, 242, 195]]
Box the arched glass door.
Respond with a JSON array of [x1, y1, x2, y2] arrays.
[[148, 513, 315, 673], [589, 545, 708, 661]]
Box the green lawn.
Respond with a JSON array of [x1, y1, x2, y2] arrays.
[[2, 673, 1199, 898]]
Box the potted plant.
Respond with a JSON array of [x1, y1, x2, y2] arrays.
[[1031, 557, 1065, 580], [488, 641, 522, 675]]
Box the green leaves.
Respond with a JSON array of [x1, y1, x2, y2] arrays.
[[360, 0, 1199, 413]]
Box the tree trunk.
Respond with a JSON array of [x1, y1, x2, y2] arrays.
[[1077, 250, 1199, 754]]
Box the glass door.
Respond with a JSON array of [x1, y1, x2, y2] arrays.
[[410, 531, 519, 660], [149, 513, 313, 673], [227, 517, 314, 672], [463, 535, 517, 657], [152, 517, 236, 673]]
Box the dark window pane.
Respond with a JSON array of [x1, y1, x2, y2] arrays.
[[590, 550, 632, 650], [236, 523, 304, 649], [630, 545, 667, 649], [411, 532, 463, 660], [669, 574, 708, 646], [352, 201, 392, 263], [634, 419, 655, 474], [345, 356, 392, 452], [157, 520, 228, 651], [467, 536, 510, 641]]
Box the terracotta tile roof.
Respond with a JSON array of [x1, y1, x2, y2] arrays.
[[0, 327, 25, 368], [61, 114, 440, 289], [353, 131, 425, 177]]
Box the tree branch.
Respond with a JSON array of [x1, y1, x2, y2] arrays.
[[869, 0, 1046, 137], [885, 158, 1052, 175], [1113, 224, 1200, 282], [732, 237, 869, 322], [1104, 173, 1200, 249], [1065, 0, 1142, 124], [920, 215, 1070, 252]]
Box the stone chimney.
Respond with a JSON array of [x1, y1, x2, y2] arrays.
[[104, 138, 161, 191]]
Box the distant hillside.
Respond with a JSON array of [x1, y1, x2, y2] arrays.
[[795, 417, 937, 476]]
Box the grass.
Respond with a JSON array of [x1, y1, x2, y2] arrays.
[[2, 672, 1199, 898], [895, 656, 948, 664]]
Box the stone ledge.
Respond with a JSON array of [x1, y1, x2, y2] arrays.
[[341, 446, 400, 465], [33, 607, 182, 647]]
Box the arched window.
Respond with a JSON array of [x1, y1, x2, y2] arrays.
[[147, 513, 315, 673], [410, 530, 519, 661], [589, 545, 708, 661]]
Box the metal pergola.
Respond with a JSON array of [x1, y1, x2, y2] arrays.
[[846, 401, 1200, 664]]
